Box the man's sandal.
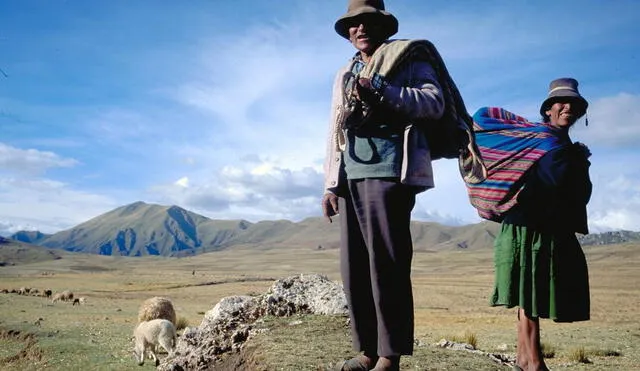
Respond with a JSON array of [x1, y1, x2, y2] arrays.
[[335, 356, 374, 371]]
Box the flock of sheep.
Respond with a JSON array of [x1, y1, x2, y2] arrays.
[[2, 287, 178, 366], [1, 287, 86, 305]]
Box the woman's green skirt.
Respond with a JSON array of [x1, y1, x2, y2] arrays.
[[490, 222, 590, 322]]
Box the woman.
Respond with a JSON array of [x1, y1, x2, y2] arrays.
[[480, 78, 592, 371]]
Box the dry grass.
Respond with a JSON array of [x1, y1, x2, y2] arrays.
[[0, 242, 638, 370], [175, 316, 189, 331], [450, 330, 478, 349], [569, 346, 591, 364], [540, 341, 556, 359]]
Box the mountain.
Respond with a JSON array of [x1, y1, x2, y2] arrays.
[[10, 230, 51, 244], [0, 236, 66, 266], [8, 201, 639, 258], [578, 230, 640, 246], [39, 201, 249, 257]]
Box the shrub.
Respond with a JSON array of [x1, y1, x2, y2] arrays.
[[569, 347, 591, 364], [541, 342, 556, 358], [451, 331, 477, 349], [175, 316, 189, 331]]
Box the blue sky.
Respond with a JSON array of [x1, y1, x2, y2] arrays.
[[1, 0, 639, 234]]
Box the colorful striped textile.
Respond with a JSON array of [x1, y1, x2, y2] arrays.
[[466, 107, 566, 221]]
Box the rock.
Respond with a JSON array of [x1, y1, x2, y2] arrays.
[[262, 274, 348, 316], [158, 274, 346, 371]]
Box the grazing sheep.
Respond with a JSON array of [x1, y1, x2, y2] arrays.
[[133, 319, 176, 366], [18, 287, 31, 295], [30, 289, 40, 296], [51, 290, 74, 303], [138, 297, 176, 325], [60, 290, 74, 302], [43, 289, 52, 298], [79, 297, 87, 305], [72, 298, 80, 306], [51, 292, 64, 303]]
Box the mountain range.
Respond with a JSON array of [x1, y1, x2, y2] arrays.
[[7, 201, 640, 257]]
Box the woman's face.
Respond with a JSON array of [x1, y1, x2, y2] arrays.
[[545, 100, 583, 128], [347, 15, 386, 56]]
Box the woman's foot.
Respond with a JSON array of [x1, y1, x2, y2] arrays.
[[371, 356, 400, 371]]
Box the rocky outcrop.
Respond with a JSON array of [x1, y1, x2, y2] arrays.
[[578, 230, 640, 246], [158, 274, 347, 371]]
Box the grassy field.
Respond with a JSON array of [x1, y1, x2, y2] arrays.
[[0, 243, 638, 370]]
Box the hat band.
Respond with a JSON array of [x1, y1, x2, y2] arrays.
[[548, 86, 577, 95]]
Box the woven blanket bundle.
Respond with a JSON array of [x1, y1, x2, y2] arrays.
[[466, 107, 566, 221], [357, 39, 486, 184]]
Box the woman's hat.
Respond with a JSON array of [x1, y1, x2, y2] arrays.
[[540, 77, 589, 119], [334, 0, 398, 40]]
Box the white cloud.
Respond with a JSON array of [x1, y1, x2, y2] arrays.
[[150, 158, 322, 221], [587, 172, 640, 232], [175, 177, 189, 188], [571, 93, 640, 148], [0, 177, 118, 234], [0, 142, 78, 174]]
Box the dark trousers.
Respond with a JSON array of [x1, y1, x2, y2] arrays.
[[339, 178, 416, 357]]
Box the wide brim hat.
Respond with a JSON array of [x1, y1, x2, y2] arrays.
[[335, 0, 398, 40], [540, 77, 589, 119]]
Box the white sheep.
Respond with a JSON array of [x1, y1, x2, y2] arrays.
[[138, 296, 176, 325], [133, 319, 176, 366]]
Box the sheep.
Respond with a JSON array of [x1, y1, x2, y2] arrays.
[[18, 287, 31, 295], [137, 297, 176, 326], [51, 292, 64, 303], [72, 298, 80, 306], [51, 290, 74, 303], [43, 289, 52, 298], [60, 290, 74, 302], [133, 319, 176, 366]]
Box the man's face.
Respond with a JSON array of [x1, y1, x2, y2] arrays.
[[545, 99, 583, 128], [347, 15, 386, 55]]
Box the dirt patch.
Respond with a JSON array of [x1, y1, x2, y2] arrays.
[[214, 344, 264, 371], [0, 328, 43, 365], [69, 265, 114, 272]]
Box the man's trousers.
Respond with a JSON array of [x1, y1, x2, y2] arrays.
[[339, 178, 417, 357]]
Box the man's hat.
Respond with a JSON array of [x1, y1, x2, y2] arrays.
[[540, 77, 589, 119], [334, 0, 398, 40]]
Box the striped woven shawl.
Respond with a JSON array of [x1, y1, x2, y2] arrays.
[[466, 107, 566, 221]]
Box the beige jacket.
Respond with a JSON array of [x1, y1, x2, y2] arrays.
[[323, 56, 445, 195]]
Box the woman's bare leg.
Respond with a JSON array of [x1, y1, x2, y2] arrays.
[[517, 308, 549, 371]]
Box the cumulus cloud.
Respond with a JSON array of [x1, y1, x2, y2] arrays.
[[150, 158, 323, 221], [0, 142, 78, 174], [571, 93, 640, 148], [0, 177, 118, 233], [587, 172, 640, 232]]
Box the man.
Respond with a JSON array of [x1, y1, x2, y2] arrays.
[[322, 1, 480, 370]]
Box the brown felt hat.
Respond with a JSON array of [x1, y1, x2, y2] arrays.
[[540, 77, 589, 119], [334, 0, 398, 40]]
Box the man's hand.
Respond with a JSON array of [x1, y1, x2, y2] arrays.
[[322, 193, 339, 223], [354, 77, 381, 105]]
